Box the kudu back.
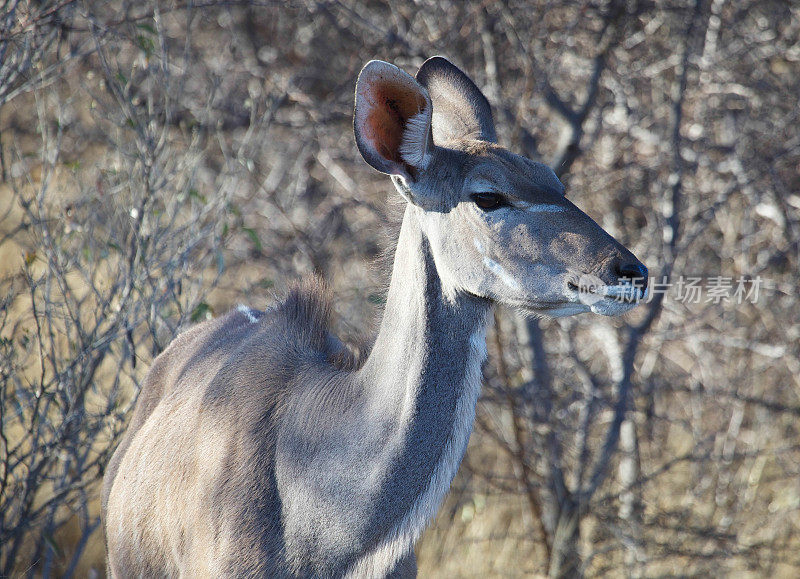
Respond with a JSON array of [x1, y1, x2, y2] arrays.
[[103, 56, 647, 578]]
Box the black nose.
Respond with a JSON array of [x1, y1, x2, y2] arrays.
[[616, 261, 649, 295]]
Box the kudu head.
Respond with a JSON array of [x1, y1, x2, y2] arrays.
[[354, 56, 647, 317]]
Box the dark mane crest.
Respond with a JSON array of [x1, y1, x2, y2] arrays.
[[277, 277, 333, 351]]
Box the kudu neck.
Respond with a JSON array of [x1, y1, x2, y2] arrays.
[[337, 205, 492, 578], [359, 204, 491, 406]]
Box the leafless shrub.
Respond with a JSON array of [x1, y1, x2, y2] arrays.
[[0, 3, 233, 574]]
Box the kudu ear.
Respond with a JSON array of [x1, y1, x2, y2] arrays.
[[354, 60, 434, 182], [416, 56, 497, 144]]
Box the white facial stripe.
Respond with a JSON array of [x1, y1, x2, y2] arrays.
[[465, 178, 499, 195], [483, 256, 522, 292], [520, 202, 566, 214], [474, 238, 522, 292]]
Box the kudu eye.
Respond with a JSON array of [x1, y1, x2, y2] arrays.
[[472, 192, 507, 212]]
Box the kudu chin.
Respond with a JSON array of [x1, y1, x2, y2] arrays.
[[103, 56, 647, 578]]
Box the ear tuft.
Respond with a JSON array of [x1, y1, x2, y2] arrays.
[[399, 110, 430, 168]]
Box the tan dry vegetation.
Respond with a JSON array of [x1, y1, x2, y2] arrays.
[[2, 0, 799, 577]]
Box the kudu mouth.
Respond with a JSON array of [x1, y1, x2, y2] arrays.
[[564, 260, 649, 315]]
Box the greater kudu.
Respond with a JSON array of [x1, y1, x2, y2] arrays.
[[102, 56, 648, 578]]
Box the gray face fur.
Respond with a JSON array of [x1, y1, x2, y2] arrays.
[[355, 56, 648, 317], [102, 56, 647, 579]]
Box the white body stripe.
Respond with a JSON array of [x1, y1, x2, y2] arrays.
[[236, 304, 259, 324]]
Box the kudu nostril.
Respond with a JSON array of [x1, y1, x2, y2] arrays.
[[616, 261, 649, 296]]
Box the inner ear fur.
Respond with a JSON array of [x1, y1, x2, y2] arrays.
[[354, 61, 433, 178]]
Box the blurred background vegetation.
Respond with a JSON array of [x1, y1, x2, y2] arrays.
[[1, 0, 798, 576]]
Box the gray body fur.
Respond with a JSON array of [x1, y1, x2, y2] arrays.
[[103, 211, 484, 577]]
